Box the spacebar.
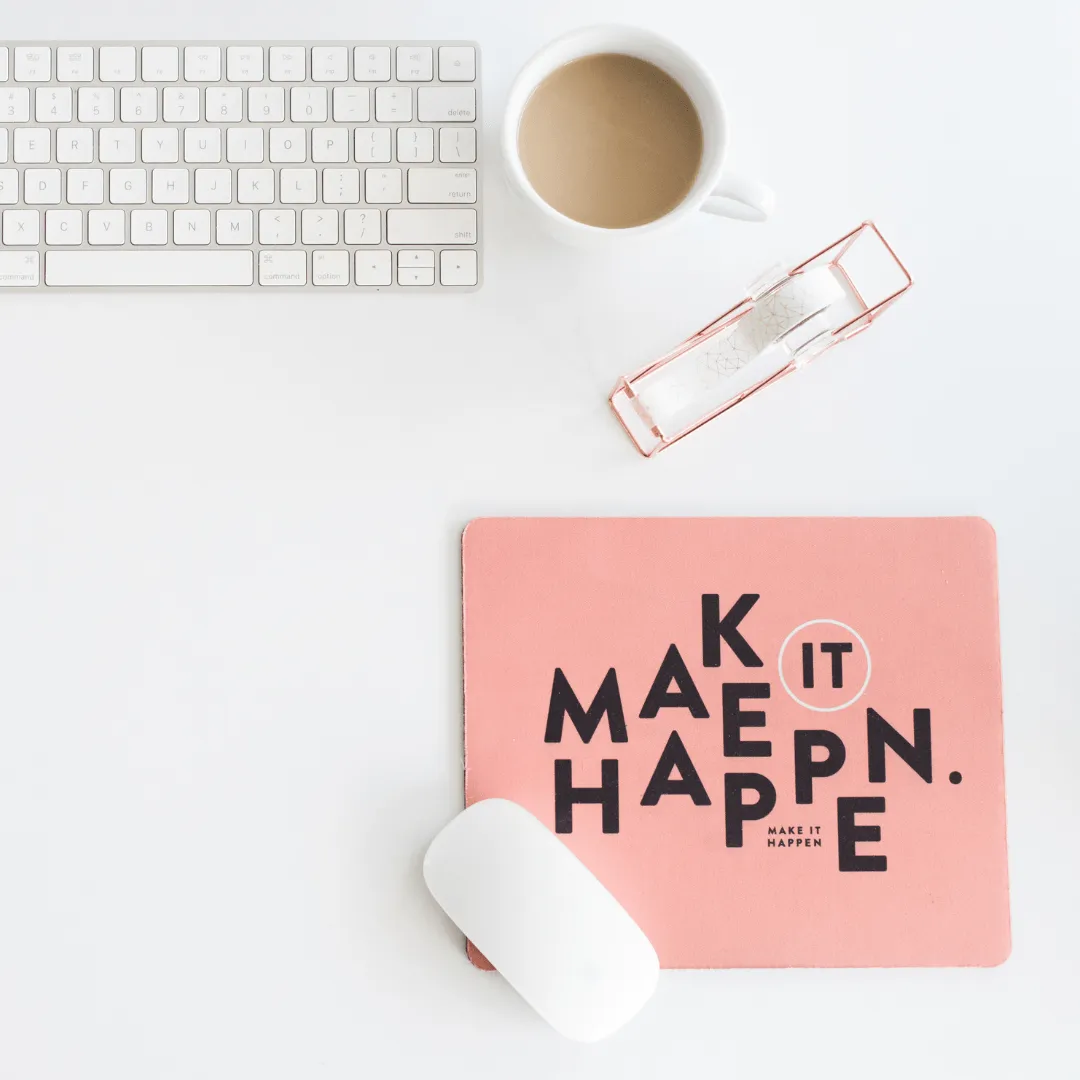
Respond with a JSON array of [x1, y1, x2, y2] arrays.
[[46, 250, 254, 287]]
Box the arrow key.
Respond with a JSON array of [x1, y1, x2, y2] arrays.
[[439, 248, 477, 286]]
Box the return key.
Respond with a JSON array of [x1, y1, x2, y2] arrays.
[[408, 168, 477, 204]]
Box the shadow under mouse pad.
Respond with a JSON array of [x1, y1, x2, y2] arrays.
[[461, 517, 1010, 969]]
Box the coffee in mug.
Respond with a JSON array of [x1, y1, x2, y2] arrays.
[[517, 53, 704, 230], [503, 26, 774, 242]]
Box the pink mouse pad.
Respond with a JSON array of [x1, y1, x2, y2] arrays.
[[462, 518, 1010, 969]]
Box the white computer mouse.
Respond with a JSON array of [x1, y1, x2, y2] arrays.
[[423, 798, 659, 1042]]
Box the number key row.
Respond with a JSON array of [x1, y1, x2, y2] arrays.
[[3, 85, 473, 127]]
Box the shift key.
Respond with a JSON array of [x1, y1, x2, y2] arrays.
[[408, 168, 477, 204], [387, 209, 477, 245]]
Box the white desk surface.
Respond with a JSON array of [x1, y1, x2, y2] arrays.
[[0, 2, 1075, 1077]]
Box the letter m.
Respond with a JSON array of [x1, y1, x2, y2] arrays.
[[544, 668, 628, 744]]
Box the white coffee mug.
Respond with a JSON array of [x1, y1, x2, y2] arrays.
[[503, 25, 775, 245]]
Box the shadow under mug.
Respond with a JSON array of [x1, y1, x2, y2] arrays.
[[502, 25, 775, 245]]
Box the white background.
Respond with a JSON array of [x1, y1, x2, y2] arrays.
[[0, 2, 1076, 1077]]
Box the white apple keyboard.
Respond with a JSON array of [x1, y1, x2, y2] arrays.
[[424, 799, 659, 1041], [0, 42, 481, 290]]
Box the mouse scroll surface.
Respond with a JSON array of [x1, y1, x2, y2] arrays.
[[423, 799, 660, 1042]]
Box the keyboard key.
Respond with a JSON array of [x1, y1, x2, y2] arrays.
[[386, 208, 477, 245], [99, 128, 137, 163], [407, 168, 476, 204], [2, 88, 31, 122], [0, 131, 6, 164], [110, 168, 147, 204], [354, 249, 391, 285], [269, 47, 306, 82], [14, 129, 50, 164], [142, 128, 180, 163], [312, 128, 349, 163], [0, 169, 18, 203], [312, 250, 349, 285], [0, 49, 8, 83], [131, 208, 168, 245], [365, 168, 402, 204], [354, 127, 391, 163], [333, 86, 369, 122], [269, 128, 306, 163], [24, 169, 62, 204], [87, 209, 125, 244], [120, 87, 157, 123], [301, 208, 338, 244], [67, 169, 104, 204], [36, 87, 72, 123], [398, 249, 434, 268], [395, 46, 432, 81], [46, 209, 82, 245], [226, 47, 263, 82], [163, 87, 200, 123], [184, 46, 221, 82], [100, 47, 137, 82], [3, 209, 40, 244], [226, 128, 264, 163], [142, 47, 179, 82], [312, 47, 348, 82], [399, 266, 435, 286], [14, 47, 51, 82], [0, 251, 39, 287], [354, 46, 390, 81], [151, 168, 189, 204], [46, 250, 255, 286], [195, 169, 231, 203], [438, 46, 475, 82], [174, 208, 211, 245], [439, 127, 477, 163], [56, 47, 94, 82], [291, 86, 327, 123], [397, 128, 434, 163], [417, 86, 475, 122], [375, 86, 411, 123], [249, 87, 285, 122], [259, 250, 305, 285], [207, 87, 243, 122], [322, 168, 360, 203], [440, 249, 478, 286], [237, 168, 274, 204], [279, 168, 316, 204], [260, 208, 298, 247], [343, 208, 380, 244], [78, 87, 114, 123], [259, 208, 295, 244], [185, 129, 222, 164], [216, 208, 252, 245]]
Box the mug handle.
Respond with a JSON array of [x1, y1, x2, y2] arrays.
[[701, 174, 776, 222]]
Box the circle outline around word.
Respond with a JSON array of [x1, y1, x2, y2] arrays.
[[777, 619, 872, 713]]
